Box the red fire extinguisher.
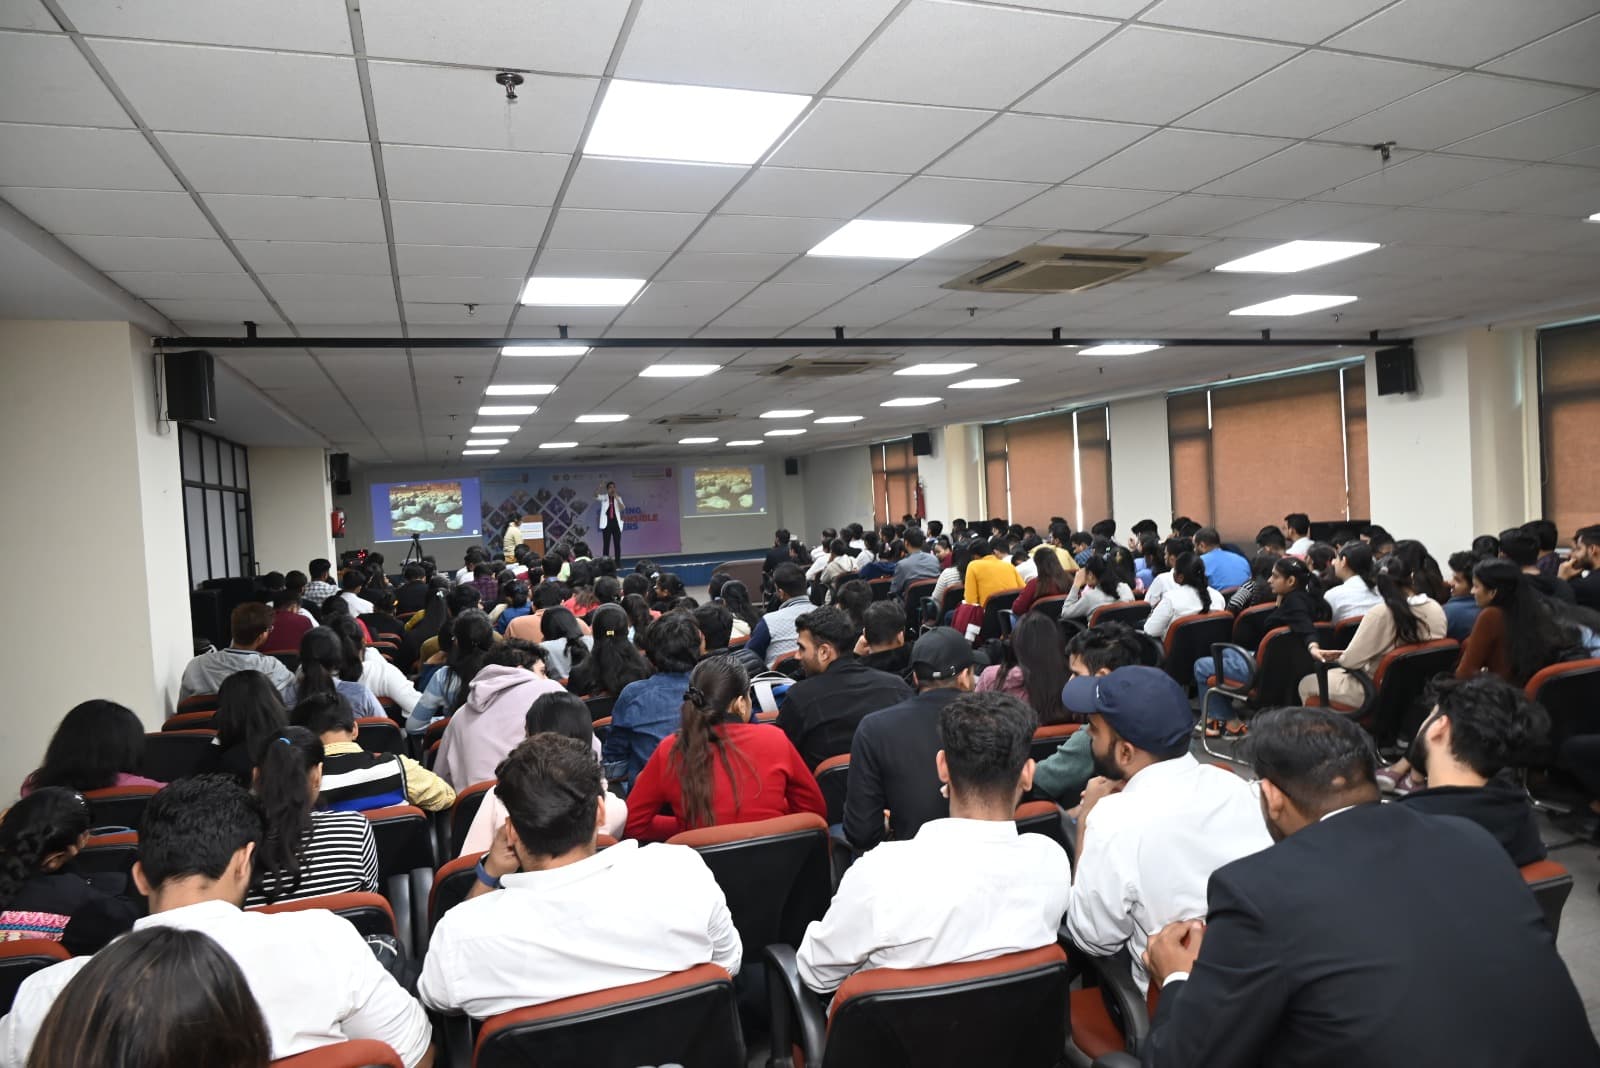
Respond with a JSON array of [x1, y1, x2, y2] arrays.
[[331, 507, 347, 538]]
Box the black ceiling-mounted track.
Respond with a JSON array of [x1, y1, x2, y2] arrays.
[[151, 333, 1408, 350]]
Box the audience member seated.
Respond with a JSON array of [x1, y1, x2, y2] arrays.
[[244, 728, 378, 907], [778, 608, 913, 770], [1069, 530, 1095, 566], [26, 926, 271, 1068], [602, 614, 703, 782], [1561, 524, 1600, 610], [962, 537, 1024, 609], [854, 601, 911, 676], [1299, 555, 1447, 708], [1396, 676, 1546, 865], [747, 563, 814, 667], [1284, 512, 1313, 557], [537, 606, 594, 681], [1443, 550, 1484, 640], [1062, 667, 1271, 991], [1011, 545, 1073, 614], [303, 558, 340, 607], [976, 611, 1071, 725], [0, 788, 138, 953], [929, 542, 972, 610], [1143, 552, 1225, 640], [842, 629, 976, 851], [360, 589, 408, 644], [1362, 524, 1396, 557], [888, 527, 942, 599], [298, 694, 455, 813], [284, 627, 385, 719], [1194, 556, 1326, 731], [1190, 527, 1250, 590], [832, 579, 874, 637], [263, 586, 314, 655], [420, 734, 740, 1018], [858, 541, 899, 581], [22, 700, 164, 797], [1136, 707, 1598, 1066], [395, 579, 449, 673], [493, 582, 532, 635], [1032, 625, 1144, 804], [718, 580, 759, 641], [1456, 559, 1578, 683], [693, 602, 736, 657], [1059, 554, 1136, 621], [437, 641, 564, 792], [797, 690, 1069, 993], [459, 693, 627, 854], [394, 563, 429, 615], [417, 586, 483, 668], [0, 776, 433, 1068], [407, 609, 496, 734], [181, 603, 294, 701], [210, 671, 289, 785], [764, 528, 795, 576], [1322, 541, 1382, 623], [336, 569, 374, 616], [625, 656, 825, 842], [1225, 553, 1278, 613], [818, 538, 860, 590], [566, 604, 652, 697], [1500, 529, 1575, 604]]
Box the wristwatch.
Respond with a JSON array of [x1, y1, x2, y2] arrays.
[[474, 858, 503, 890]]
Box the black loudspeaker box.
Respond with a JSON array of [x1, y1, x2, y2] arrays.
[[784, 457, 800, 476], [329, 452, 351, 481], [911, 431, 933, 456], [164, 350, 216, 422], [1375, 347, 1418, 396], [333, 480, 352, 497]]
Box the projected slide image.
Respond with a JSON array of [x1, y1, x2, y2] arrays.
[[371, 479, 483, 541], [682, 464, 768, 518]]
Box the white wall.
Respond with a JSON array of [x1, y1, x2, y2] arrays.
[[0, 320, 191, 790], [250, 446, 334, 572], [794, 445, 875, 542], [1108, 395, 1173, 530]]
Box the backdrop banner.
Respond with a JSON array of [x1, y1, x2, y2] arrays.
[[480, 464, 682, 556]]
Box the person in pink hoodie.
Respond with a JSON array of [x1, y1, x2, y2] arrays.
[[435, 643, 564, 792]]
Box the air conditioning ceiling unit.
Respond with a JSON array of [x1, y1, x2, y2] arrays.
[[943, 245, 1186, 294]]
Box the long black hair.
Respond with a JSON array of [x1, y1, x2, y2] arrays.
[[569, 604, 652, 697], [1338, 541, 1377, 590], [1271, 556, 1329, 620], [719, 581, 761, 628], [1374, 555, 1428, 646], [213, 672, 288, 758], [1472, 559, 1573, 683], [999, 612, 1071, 726], [249, 726, 323, 903], [31, 701, 147, 793], [296, 627, 353, 707], [671, 656, 755, 829], [0, 788, 90, 909], [1170, 551, 1209, 592], [621, 594, 655, 646], [538, 606, 590, 671], [445, 610, 496, 713]]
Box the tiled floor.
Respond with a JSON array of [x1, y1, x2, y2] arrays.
[[1546, 821, 1600, 1031]]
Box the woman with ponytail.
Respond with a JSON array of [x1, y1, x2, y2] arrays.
[[0, 788, 137, 953], [407, 609, 497, 734], [286, 626, 385, 720], [566, 604, 651, 697], [623, 654, 825, 841], [245, 726, 377, 905], [1298, 554, 1446, 710], [1324, 541, 1382, 623], [1143, 551, 1225, 641]]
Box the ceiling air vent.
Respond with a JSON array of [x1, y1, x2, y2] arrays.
[[943, 245, 1186, 294], [759, 355, 897, 378], [649, 413, 724, 426], [594, 440, 655, 450]]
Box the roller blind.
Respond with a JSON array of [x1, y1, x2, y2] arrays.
[[1540, 321, 1600, 539], [982, 424, 1009, 521], [1004, 414, 1075, 530], [869, 439, 918, 527], [1168, 392, 1213, 525], [1076, 406, 1112, 528]]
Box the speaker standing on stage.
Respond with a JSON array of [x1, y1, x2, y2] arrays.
[[502, 515, 524, 563], [597, 482, 625, 562]]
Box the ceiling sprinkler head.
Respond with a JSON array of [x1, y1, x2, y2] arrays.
[[496, 72, 525, 102]]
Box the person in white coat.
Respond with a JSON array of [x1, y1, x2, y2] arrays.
[[596, 481, 625, 562]]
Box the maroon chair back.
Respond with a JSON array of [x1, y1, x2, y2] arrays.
[[271, 1039, 403, 1068], [1162, 612, 1234, 692], [251, 892, 398, 941], [449, 780, 498, 857], [0, 940, 70, 1015], [1028, 723, 1080, 766], [83, 784, 162, 830], [355, 717, 405, 756], [1525, 659, 1600, 750], [139, 730, 216, 781], [1367, 639, 1461, 746], [813, 755, 851, 827], [1522, 859, 1574, 936], [1089, 601, 1151, 629]]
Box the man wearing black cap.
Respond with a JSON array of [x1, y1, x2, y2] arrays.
[[842, 628, 973, 851], [776, 607, 912, 769], [1062, 666, 1270, 993]]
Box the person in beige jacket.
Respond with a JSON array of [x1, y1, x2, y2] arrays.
[[1298, 556, 1447, 708]]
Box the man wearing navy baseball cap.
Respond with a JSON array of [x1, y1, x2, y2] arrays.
[[1060, 666, 1270, 992]]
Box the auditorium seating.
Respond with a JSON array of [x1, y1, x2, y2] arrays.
[[252, 892, 398, 941], [354, 716, 405, 756], [868, 577, 893, 601], [1523, 859, 1575, 936], [766, 943, 1069, 1068], [71, 831, 138, 879], [474, 964, 744, 1068], [1030, 723, 1081, 765], [1162, 612, 1234, 693], [448, 780, 496, 857], [429, 853, 480, 936], [364, 805, 435, 956], [83, 784, 162, 830], [176, 692, 220, 715], [1065, 950, 1158, 1066], [139, 730, 216, 782], [1014, 800, 1068, 851], [0, 940, 69, 1015], [161, 709, 216, 731], [271, 1040, 402, 1068], [813, 754, 851, 827], [1524, 658, 1600, 750], [1089, 601, 1151, 630], [901, 578, 937, 635], [980, 589, 1023, 641], [1028, 593, 1069, 619]]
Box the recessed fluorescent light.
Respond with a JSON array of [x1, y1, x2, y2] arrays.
[[639, 364, 720, 378], [726, 439, 762, 446], [808, 220, 973, 259], [575, 413, 628, 423], [478, 405, 538, 416], [1079, 344, 1161, 356], [520, 277, 646, 306], [760, 409, 814, 419], [949, 378, 1020, 389], [1586, 212, 1600, 222], [585, 79, 810, 166], [1230, 294, 1359, 317], [1213, 240, 1380, 274], [680, 437, 719, 445], [539, 442, 578, 450], [814, 415, 863, 424], [501, 344, 590, 357], [894, 363, 976, 376], [470, 424, 519, 434], [764, 428, 806, 437], [881, 397, 940, 407], [466, 438, 509, 446], [484, 384, 557, 396], [462, 449, 499, 456]]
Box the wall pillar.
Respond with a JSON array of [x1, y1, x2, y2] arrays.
[[250, 447, 335, 574], [0, 320, 192, 789], [1109, 395, 1173, 531]]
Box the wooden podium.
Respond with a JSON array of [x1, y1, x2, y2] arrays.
[[524, 514, 545, 557]]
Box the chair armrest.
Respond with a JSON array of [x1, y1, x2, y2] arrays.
[[1082, 951, 1152, 1054], [827, 825, 859, 891], [764, 944, 826, 1068], [1092, 1054, 1141, 1068], [1208, 642, 1256, 692]]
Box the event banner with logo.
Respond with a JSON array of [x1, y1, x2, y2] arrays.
[[479, 464, 682, 556]]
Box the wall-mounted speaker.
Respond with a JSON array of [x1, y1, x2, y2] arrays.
[[784, 457, 800, 476], [1375, 347, 1418, 396], [329, 452, 350, 481], [164, 350, 216, 423], [332, 479, 352, 497], [911, 431, 933, 456]]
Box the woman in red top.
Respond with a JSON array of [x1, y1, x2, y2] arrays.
[[624, 655, 826, 842]]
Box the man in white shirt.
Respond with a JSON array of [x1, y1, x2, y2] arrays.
[[1061, 666, 1272, 992], [1284, 512, 1313, 558], [0, 777, 433, 1068], [796, 690, 1071, 994], [420, 734, 740, 1018], [338, 570, 375, 616]]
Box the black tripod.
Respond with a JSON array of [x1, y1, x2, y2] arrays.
[[405, 532, 425, 564]]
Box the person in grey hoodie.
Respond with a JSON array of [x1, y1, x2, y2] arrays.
[[435, 642, 564, 791], [179, 603, 294, 702]]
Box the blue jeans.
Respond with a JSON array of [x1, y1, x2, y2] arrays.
[[1193, 648, 1251, 721]]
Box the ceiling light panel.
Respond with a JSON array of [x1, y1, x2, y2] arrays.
[[519, 277, 646, 305], [894, 362, 977, 376], [680, 436, 719, 444], [466, 438, 509, 446], [726, 439, 763, 446], [761, 409, 814, 418], [462, 449, 499, 456], [1079, 344, 1162, 356], [808, 219, 973, 259], [814, 415, 863, 424], [539, 442, 578, 449], [1229, 294, 1359, 316], [764, 428, 807, 436], [575, 414, 629, 423], [639, 364, 720, 377], [584, 80, 810, 165], [881, 397, 940, 407], [501, 344, 591, 356], [479, 405, 539, 415], [949, 378, 1020, 389], [470, 425, 519, 433], [484, 384, 557, 396], [1213, 240, 1380, 273]]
